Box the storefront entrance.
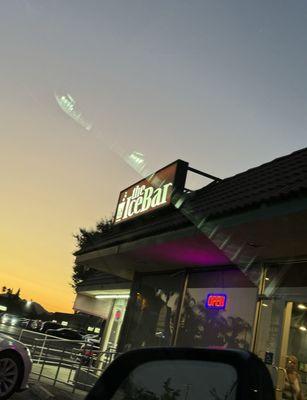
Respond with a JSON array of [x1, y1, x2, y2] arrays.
[[253, 262, 307, 400], [118, 266, 258, 352]]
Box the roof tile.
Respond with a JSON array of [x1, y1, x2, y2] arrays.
[[76, 147, 307, 255]]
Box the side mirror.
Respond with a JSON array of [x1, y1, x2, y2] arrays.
[[86, 348, 275, 400]]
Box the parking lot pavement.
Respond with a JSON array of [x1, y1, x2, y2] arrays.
[[11, 388, 39, 399], [10, 383, 85, 400]]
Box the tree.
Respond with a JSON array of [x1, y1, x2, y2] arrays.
[[71, 264, 95, 290], [72, 218, 114, 290], [74, 218, 113, 249], [161, 378, 181, 400], [120, 377, 181, 400]]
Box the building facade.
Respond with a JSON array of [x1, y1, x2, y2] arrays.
[[74, 149, 307, 398], [73, 270, 131, 351]]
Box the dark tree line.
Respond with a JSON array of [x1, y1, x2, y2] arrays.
[[72, 218, 113, 290]]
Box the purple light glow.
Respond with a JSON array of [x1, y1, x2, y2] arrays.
[[133, 234, 230, 267]]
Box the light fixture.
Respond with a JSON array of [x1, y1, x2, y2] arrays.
[[95, 294, 130, 299], [299, 326, 307, 332], [262, 303, 268, 307], [265, 277, 270, 281], [298, 304, 307, 310]]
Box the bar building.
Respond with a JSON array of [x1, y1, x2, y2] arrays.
[[73, 148, 307, 390]]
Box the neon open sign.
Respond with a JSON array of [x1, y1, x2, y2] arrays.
[[205, 294, 227, 310]]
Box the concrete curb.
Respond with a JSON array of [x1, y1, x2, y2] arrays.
[[29, 383, 55, 400]]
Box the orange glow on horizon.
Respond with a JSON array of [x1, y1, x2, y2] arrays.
[[0, 128, 124, 314]]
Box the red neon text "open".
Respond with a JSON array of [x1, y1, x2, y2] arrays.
[[206, 294, 227, 309]]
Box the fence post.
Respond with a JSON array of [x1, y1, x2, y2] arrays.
[[38, 334, 47, 364], [18, 328, 24, 341], [38, 343, 49, 382], [72, 354, 82, 394], [53, 345, 65, 386], [31, 338, 38, 362]]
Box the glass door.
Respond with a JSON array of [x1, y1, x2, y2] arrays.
[[279, 301, 307, 400], [253, 297, 287, 399], [252, 262, 307, 399], [254, 299, 307, 400]]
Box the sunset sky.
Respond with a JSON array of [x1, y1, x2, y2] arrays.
[[1, 1, 307, 312]]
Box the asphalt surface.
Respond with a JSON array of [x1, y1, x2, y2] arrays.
[[11, 389, 39, 400], [10, 383, 86, 400]]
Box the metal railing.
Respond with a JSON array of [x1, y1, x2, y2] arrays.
[[18, 329, 119, 394]]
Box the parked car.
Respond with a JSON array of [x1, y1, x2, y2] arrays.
[[18, 318, 30, 329], [40, 321, 61, 333], [19, 318, 40, 330], [72, 341, 101, 367], [83, 334, 100, 343], [0, 332, 32, 399], [69, 334, 101, 366], [0, 313, 21, 327], [33, 319, 43, 331], [45, 328, 83, 340]]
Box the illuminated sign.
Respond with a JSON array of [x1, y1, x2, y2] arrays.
[[205, 294, 227, 310], [114, 160, 188, 224], [115, 310, 122, 320]]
